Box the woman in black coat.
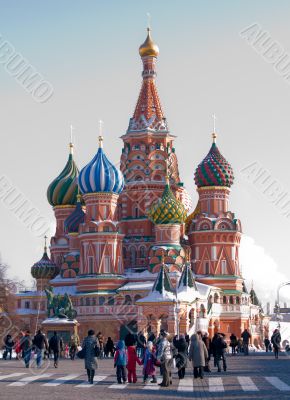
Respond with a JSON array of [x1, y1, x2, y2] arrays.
[[173, 335, 188, 379]]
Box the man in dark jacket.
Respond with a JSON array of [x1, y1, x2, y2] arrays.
[[271, 329, 281, 359], [20, 330, 33, 368], [136, 331, 146, 358], [3, 334, 14, 360], [264, 337, 270, 352], [211, 333, 227, 372], [49, 331, 63, 368], [241, 329, 251, 356], [33, 329, 48, 368], [173, 335, 188, 379]]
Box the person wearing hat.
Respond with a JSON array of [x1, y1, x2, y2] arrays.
[[157, 330, 173, 387]]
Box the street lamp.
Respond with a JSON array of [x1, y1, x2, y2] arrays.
[[275, 281, 290, 328]]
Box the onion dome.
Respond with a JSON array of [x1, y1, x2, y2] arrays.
[[47, 143, 79, 206], [78, 135, 124, 195], [139, 28, 159, 58], [64, 194, 85, 233], [194, 133, 234, 188], [148, 178, 187, 224], [31, 238, 59, 280]]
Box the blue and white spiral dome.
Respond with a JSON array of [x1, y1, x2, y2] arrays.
[[78, 138, 124, 195]]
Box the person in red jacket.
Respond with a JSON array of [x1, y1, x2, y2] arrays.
[[127, 344, 142, 383]]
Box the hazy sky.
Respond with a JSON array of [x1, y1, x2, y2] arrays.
[[0, 0, 289, 305]]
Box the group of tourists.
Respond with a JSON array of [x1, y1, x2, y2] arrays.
[[2, 326, 284, 384]]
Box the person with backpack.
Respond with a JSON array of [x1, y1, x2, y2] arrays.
[[211, 333, 227, 372], [157, 330, 173, 387], [33, 329, 48, 368], [82, 329, 100, 384], [20, 330, 33, 368], [48, 331, 63, 368], [114, 340, 127, 384]]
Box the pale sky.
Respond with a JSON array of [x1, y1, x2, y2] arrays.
[[0, 0, 289, 306]]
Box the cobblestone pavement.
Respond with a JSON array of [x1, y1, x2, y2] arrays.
[[0, 352, 289, 400]]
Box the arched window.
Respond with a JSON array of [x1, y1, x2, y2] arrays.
[[130, 247, 136, 266], [108, 297, 114, 305], [124, 295, 132, 305], [86, 298, 90, 306], [139, 246, 146, 258], [92, 298, 96, 306], [223, 296, 227, 304], [236, 296, 240, 304], [200, 304, 206, 318], [80, 298, 84, 306], [214, 293, 219, 303], [134, 205, 139, 218], [229, 296, 234, 304], [123, 247, 127, 259], [99, 296, 106, 306]]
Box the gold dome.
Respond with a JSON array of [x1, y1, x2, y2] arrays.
[[139, 28, 159, 58]]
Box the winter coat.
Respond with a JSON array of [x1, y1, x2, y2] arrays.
[[241, 330, 251, 344], [33, 333, 48, 350], [271, 332, 281, 349], [4, 336, 14, 350], [127, 346, 142, 369], [230, 334, 237, 347], [157, 338, 172, 361], [114, 340, 127, 366], [188, 334, 208, 367], [82, 335, 99, 370], [49, 334, 63, 352], [211, 336, 227, 356], [136, 333, 146, 348], [20, 335, 32, 352], [143, 348, 156, 376], [174, 337, 188, 369], [105, 338, 114, 353]]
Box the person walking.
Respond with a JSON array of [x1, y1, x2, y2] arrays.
[[173, 334, 188, 379], [143, 341, 157, 383], [202, 332, 211, 372], [211, 333, 227, 372], [230, 333, 238, 355], [69, 333, 79, 360], [15, 335, 22, 360], [136, 331, 146, 358], [157, 330, 173, 387], [20, 330, 33, 368], [82, 329, 99, 384], [264, 337, 270, 352], [127, 342, 142, 383], [241, 329, 251, 356], [33, 329, 48, 368], [105, 337, 115, 358], [271, 329, 281, 359], [188, 333, 208, 379], [114, 340, 127, 384], [48, 331, 63, 368], [96, 332, 104, 359], [3, 334, 14, 360]]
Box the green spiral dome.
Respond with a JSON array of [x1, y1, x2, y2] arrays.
[[47, 153, 79, 206]]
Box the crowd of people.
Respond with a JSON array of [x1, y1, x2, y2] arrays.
[[1, 327, 284, 386]]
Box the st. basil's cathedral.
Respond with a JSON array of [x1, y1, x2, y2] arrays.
[[13, 29, 267, 344]]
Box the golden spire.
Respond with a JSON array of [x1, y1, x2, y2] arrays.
[[98, 120, 104, 148], [44, 235, 48, 253], [69, 125, 74, 155], [212, 114, 217, 143], [139, 27, 159, 58]]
